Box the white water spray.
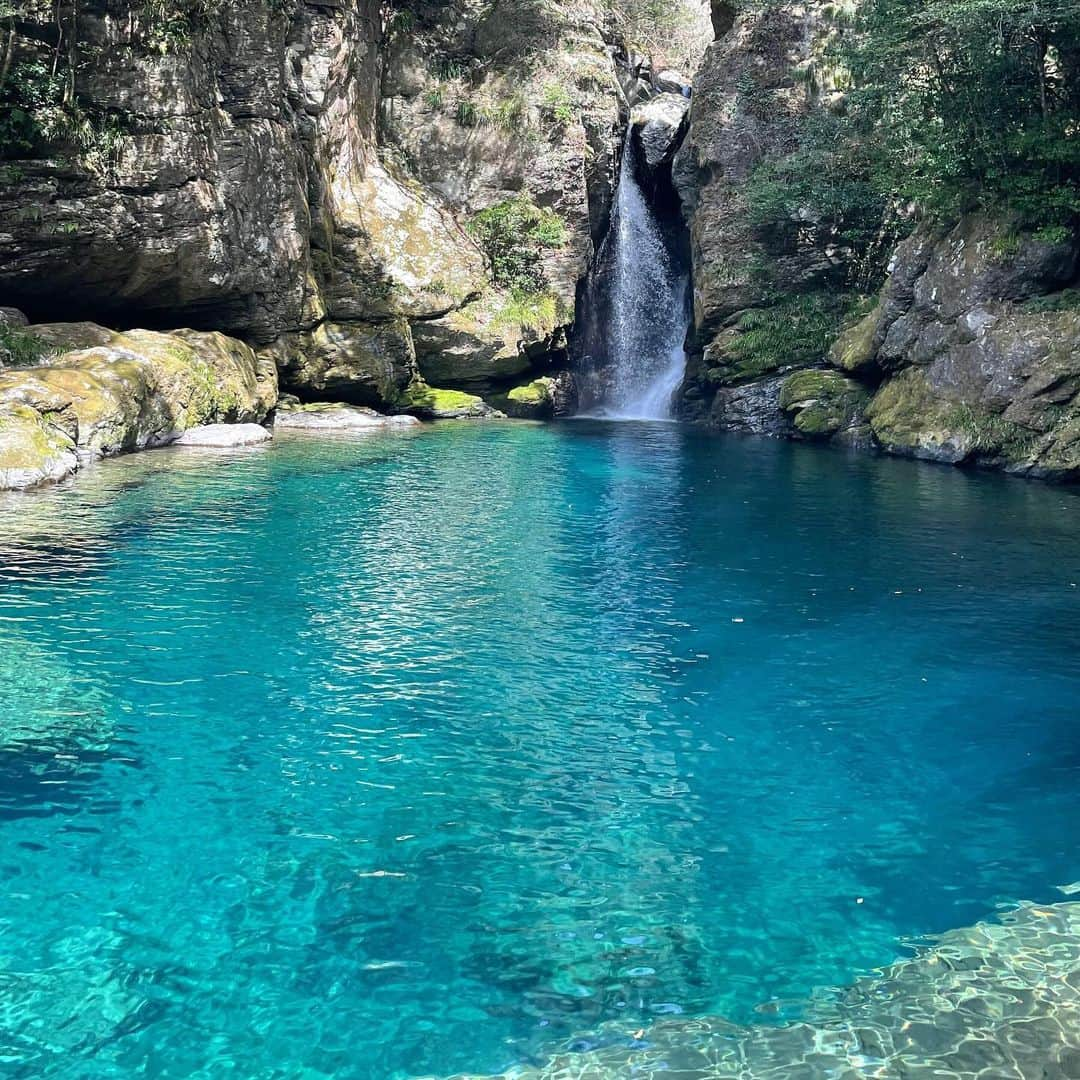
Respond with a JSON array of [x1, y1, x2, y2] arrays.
[[579, 138, 691, 421]]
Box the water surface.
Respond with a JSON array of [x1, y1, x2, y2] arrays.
[[1, 422, 1079, 1078]]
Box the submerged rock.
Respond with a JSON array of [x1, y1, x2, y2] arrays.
[[172, 424, 272, 448], [476, 900, 1080, 1080]]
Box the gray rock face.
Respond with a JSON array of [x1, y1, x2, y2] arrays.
[[848, 219, 1080, 479], [673, 4, 841, 342], [705, 375, 790, 435]]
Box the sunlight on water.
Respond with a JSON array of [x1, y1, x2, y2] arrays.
[[1, 422, 1079, 1079]]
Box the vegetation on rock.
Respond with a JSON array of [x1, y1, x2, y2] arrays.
[[744, 0, 1080, 282]]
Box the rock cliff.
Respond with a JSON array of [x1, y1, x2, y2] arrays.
[[674, 2, 1080, 481], [0, 0, 626, 411]]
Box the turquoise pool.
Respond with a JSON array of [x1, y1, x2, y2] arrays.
[[1, 421, 1079, 1078]]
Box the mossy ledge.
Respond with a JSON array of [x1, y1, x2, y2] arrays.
[[0, 320, 277, 491]]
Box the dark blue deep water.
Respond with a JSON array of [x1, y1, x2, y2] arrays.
[[1, 421, 1079, 1078]]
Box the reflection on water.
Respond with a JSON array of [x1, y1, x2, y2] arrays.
[[0, 424, 1078, 1078]]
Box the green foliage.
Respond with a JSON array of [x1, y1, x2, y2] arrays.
[[540, 83, 577, 126], [1022, 287, 1080, 313], [494, 289, 567, 335], [745, 0, 1080, 287], [603, 0, 712, 67], [842, 0, 1080, 228], [141, 0, 225, 54], [0, 325, 49, 368], [711, 292, 867, 384], [466, 195, 567, 293], [942, 402, 1035, 455]]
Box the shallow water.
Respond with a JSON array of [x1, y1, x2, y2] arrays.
[[1, 421, 1079, 1079]]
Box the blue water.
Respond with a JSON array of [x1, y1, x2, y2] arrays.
[[1, 421, 1079, 1079]]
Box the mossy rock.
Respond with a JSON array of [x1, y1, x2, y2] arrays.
[[0, 403, 78, 490], [779, 368, 870, 439], [828, 308, 881, 372], [0, 323, 278, 486], [395, 380, 499, 420], [491, 377, 555, 419]]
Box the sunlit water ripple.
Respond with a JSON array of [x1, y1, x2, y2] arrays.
[[1, 421, 1079, 1078]]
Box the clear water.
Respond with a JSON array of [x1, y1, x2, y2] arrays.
[[2, 422, 1080, 1079]]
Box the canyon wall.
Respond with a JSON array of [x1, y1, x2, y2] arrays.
[[1, 0, 627, 412]]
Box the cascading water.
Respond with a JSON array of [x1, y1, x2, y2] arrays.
[[574, 136, 692, 420]]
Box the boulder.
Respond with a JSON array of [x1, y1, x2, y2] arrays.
[[0, 323, 277, 490], [492, 378, 556, 419], [631, 94, 691, 169], [396, 381, 501, 420], [269, 320, 417, 408], [779, 369, 869, 439], [652, 70, 692, 96], [173, 424, 273, 447], [0, 404, 79, 491]]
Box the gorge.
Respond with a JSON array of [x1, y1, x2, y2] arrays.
[[2, 3, 1080, 1079]]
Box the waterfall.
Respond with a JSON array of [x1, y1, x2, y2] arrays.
[[575, 137, 691, 421]]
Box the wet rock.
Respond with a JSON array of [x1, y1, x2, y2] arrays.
[[779, 369, 870, 439], [0, 308, 29, 329], [706, 375, 790, 435], [491, 378, 556, 420], [631, 94, 691, 170]]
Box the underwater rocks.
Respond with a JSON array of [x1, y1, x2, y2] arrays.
[[0, 319, 277, 490], [468, 900, 1080, 1080]]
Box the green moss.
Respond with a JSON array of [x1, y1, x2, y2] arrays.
[[0, 325, 51, 368], [708, 292, 867, 386], [507, 381, 549, 406], [490, 378, 555, 420], [396, 381, 489, 419], [828, 306, 881, 372], [779, 368, 870, 438]]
